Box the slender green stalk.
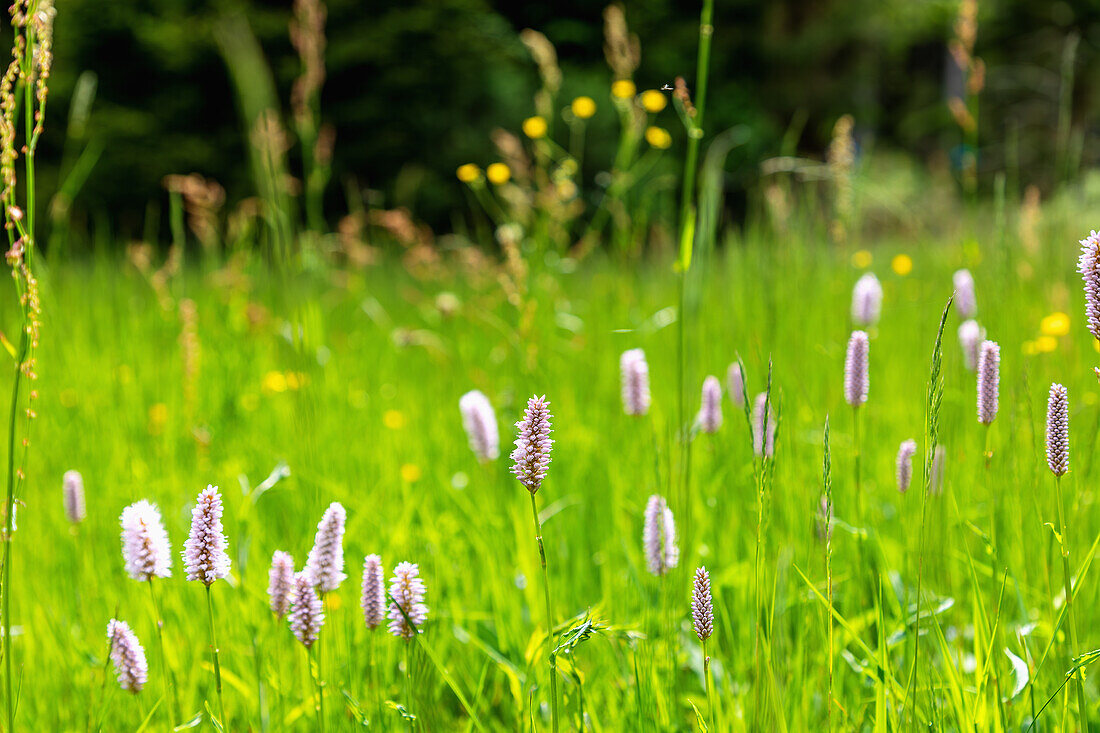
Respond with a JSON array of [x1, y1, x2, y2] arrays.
[[1055, 476, 1088, 732], [404, 641, 413, 731], [3, 330, 27, 733], [676, 0, 715, 238], [148, 580, 178, 725], [205, 585, 227, 729], [529, 491, 559, 733], [853, 406, 862, 525], [309, 646, 325, 732], [702, 639, 715, 732]]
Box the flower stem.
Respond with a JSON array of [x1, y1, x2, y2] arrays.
[[703, 639, 715, 732], [404, 640, 414, 731], [205, 584, 227, 729], [3, 331, 27, 733], [529, 491, 559, 733], [148, 580, 179, 725], [1055, 475, 1089, 732], [309, 646, 325, 732]]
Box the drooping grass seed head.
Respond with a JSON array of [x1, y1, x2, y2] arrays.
[[752, 392, 777, 457], [305, 502, 348, 593], [696, 375, 723, 433], [1046, 383, 1069, 476], [361, 554, 385, 630], [1078, 231, 1100, 342], [63, 469, 85, 524], [268, 551, 295, 619], [844, 331, 869, 407], [459, 390, 500, 461], [510, 395, 553, 494], [182, 485, 231, 586], [851, 272, 883, 328], [953, 268, 977, 319], [620, 349, 651, 416], [726, 362, 745, 408], [120, 500, 173, 582], [288, 571, 325, 649], [643, 495, 679, 576], [107, 619, 148, 694], [387, 561, 428, 641], [977, 340, 1000, 425], [957, 319, 985, 371], [691, 566, 714, 642], [896, 439, 917, 493]]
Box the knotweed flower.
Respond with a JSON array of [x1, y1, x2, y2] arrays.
[[844, 331, 869, 407], [107, 619, 148, 693], [643, 495, 679, 576], [726, 362, 745, 408], [459, 390, 499, 461], [977, 340, 1000, 425], [896, 439, 917, 493], [957, 319, 985, 371], [361, 554, 384, 630], [305, 502, 347, 593], [288, 571, 325, 648], [387, 561, 428, 640], [696, 375, 722, 433], [1078, 231, 1100, 342], [691, 566, 713, 642], [851, 272, 883, 328], [752, 392, 776, 457], [268, 551, 294, 619], [953, 268, 977, 319], [930, 445, 946, 496], [63, 469, 85, 524], [182, 485, 231, 586], [620, 349, 650, 416], [120, 500, 173, 581], [1046, 383, 1069, 476], [510, 395, 553, 494]]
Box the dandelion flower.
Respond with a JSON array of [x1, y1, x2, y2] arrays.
[[1046, 383, 1069, 476], [1079, 231, 1100, 342], [752, 392, 777, 457], [643, 495, 679, 576], [387, 562, 428, 640], [305, 502, 347, 593], [107, 619, 148, 694], [182, 485, 231, 586], [727, 363, 745, 408], [268, 551, 295, 619], [620, 349, 650, 416], [63, 469, 85, 524], [459, 390, 500, 461], [844, 331, 869, 407], [288, 572, 325, 649], [510, 395, 553, 494], [957, 319, 985, 371], [361, 554, 385, 630], [120, 500, 172, 581], [892, 254, 913, 276], [977, 340, 1000, 425], [696, 376, 722, 433], [691, 567, 714, 642], [896, 439, 917, 493], [953, 268, 977, 319], [851, 273, 883, 328]]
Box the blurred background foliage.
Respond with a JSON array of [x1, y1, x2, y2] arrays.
[[29, 0, 1100, 244]]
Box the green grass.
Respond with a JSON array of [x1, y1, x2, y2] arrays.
[[4, 214, 1100, 730]]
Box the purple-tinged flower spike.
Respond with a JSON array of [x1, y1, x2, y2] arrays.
[[691, 567, 714, 642], [107, 619, 148, 694], [851, 272, 883, 328], [643, 495, 679, 576], [977, 340, 1000, 425], [459, 390, 499, 462], [844, 331, 869, 407], [182, 485, 231, 586], [620, 349, 651, 416], [268, 551, 295, 619], [510, 395, 553, 494], [930, 446, 946, 496], [896, 440, 917, 493], [957, 319, 984, 371], [387, 562, 428, 640], [953, 268, 977, 319], [1078, 231, 1100, 342], [63, 470, 85, 524], [752, 393, 776, 457], [305, 502, 347, 593], [361, 554, 385, 630], [726, 363, 745, 408], [1047, 384, 1069, 477], [288, 572, 325, 648], [696, 376, 723, 433], [120, 500, 173, 581]]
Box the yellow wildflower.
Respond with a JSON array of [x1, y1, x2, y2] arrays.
[[641, 90, 667, 113], [456, 163, 481, 183], [571, 96, 596, 119], [851, 250, 872, 268], [522, 116, 547, 139], [645, 126, 672, 149], [384, 409, 407, 430], [891, 254, 913, 276], [611, 79, 636, 99], [486, 163, 511, 185], [262, 371, 287, 393], [401, 464, 422, 483], [1040, 312, 1070, 337], [1036, 336, 1058, 353]]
